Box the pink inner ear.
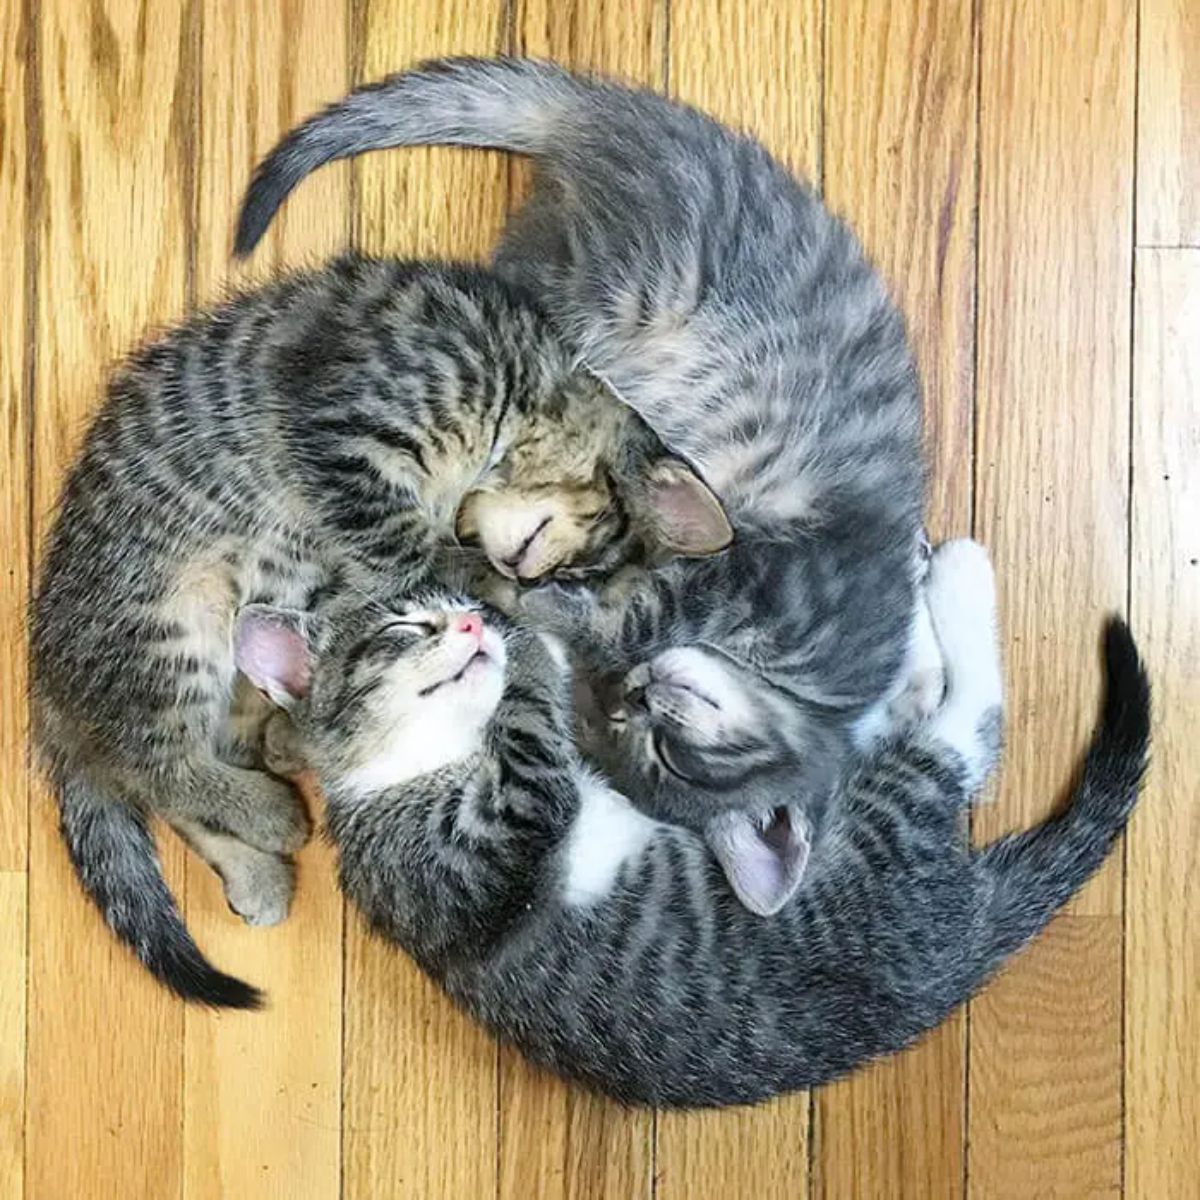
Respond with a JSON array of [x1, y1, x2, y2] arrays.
[[234, 613, 310, 706], [649, 466, 733, 555], [707, 808, 810, 917]]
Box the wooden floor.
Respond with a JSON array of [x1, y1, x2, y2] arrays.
[[2, 1, 1198, 1196]]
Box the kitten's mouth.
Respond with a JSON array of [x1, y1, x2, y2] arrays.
[[419, 647, 494, 697], [494, 516, 553, 581]]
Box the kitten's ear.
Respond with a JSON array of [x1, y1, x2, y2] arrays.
[[645, 460, 733, 557], [705, 806, 810, 917], [233, 605, 313, 710]]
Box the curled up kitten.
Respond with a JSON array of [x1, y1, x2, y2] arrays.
[[30, 256, 726, 1007], [246, 541, 1150, 1101]]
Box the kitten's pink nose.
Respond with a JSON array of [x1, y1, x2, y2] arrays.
[[453, 613, 483, 641]]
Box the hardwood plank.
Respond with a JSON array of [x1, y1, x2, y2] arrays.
[[354, 0, 509, 261], [27, 2, 190, 1196], [814, 1020, 965, 1200], [1126, 248, 1200, 1199], [970, 918, 1123, 1197], [181, 5, 348, 1199], [515, 0, 664, 79], [656, 1103, 810, 1200], [342, 5, 506, 1197], [499, 1056, 653, 1200], [973, 0, 1134, 914], [668, 0, 820, 179], [0, 0, 29, 872], [0, 873, 26, 1197], [1137, 0, 1200, 246], [816, 4, 976, 1192], [343, 928, 497, 1200], [970, 0, 1134, 1191], [499, 5, 665, 1197], [658, 7, 819, 1196]]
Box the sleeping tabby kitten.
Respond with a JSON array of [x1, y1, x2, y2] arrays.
[[30, 254, 725, 1008], [235, 57, 928, 913], [242, 540, 1150, 1098]]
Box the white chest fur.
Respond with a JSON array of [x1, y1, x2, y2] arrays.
[[560, 774, 659, 907]]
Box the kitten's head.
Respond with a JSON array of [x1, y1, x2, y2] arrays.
[[582, 647, 845, 916], [234, 595, 508, 793], [455, 373, 732, 583]]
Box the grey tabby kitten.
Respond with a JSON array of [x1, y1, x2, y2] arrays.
[[235, 57, 928, 914], [243, 541, 1150, 1104], [30, 254, 725, 1008]]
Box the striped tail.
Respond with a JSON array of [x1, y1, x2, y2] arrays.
[[236, 57, 588, 257]]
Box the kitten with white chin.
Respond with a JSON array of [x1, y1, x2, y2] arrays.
[[236, 543, 1150, 1108]]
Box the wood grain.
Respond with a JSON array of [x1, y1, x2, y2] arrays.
[[514, 0, 665, 78], [973, 0, 1134, 915], [499, 1056, 653, 1200], [658, 7, 819, 1195], [502, 5, 664, 1196], [0, 872, 26, 1197], [971, 918, 1124, 1197], [26, 2, 191, 1196], [657, 1103, 810, 1200], [354, 0, 509, 261], [0, 0, 29, 873], [1137, 0, 1200, 246], [1126, 248, 1200, 1200], [668, 0, 820, 179], [342, 5, 506, 1198], [970, 0, 1135, 1191], [181, 5, 348, 1199], [816, 5, 976, 1191]]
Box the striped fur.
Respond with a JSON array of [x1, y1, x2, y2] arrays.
[[30, 255, 685, 1005]]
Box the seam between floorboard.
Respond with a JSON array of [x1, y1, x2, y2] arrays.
[[1120, 5, 1143, 1197], [21, 0, 41, 1195], [964, 0, 986, 1193]]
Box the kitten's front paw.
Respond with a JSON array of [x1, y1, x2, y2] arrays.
[[519, 579, 598, 635], [224, 851, 295, 928], [924, 539, 997, 631], [887, 664, 946, 726], [262, 711, 309, 778]]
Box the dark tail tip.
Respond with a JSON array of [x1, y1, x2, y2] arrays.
[[156, 940, 264, 1010], [233, 165, 281, 259], [1098, 617, 1152, 771]]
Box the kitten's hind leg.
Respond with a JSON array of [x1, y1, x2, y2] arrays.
[[167, 759, 311, 855], [923, 539, 1003, 794], [171, 817, 294, 927]]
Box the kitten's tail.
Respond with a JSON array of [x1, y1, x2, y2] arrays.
[[235, 57, 588, 257], [971, 619, 1150, 977], [56, 772, 263, 1009]]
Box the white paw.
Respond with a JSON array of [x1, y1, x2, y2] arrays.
[[924, 538, 995, 620], [923, 538, 1002, 720]]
